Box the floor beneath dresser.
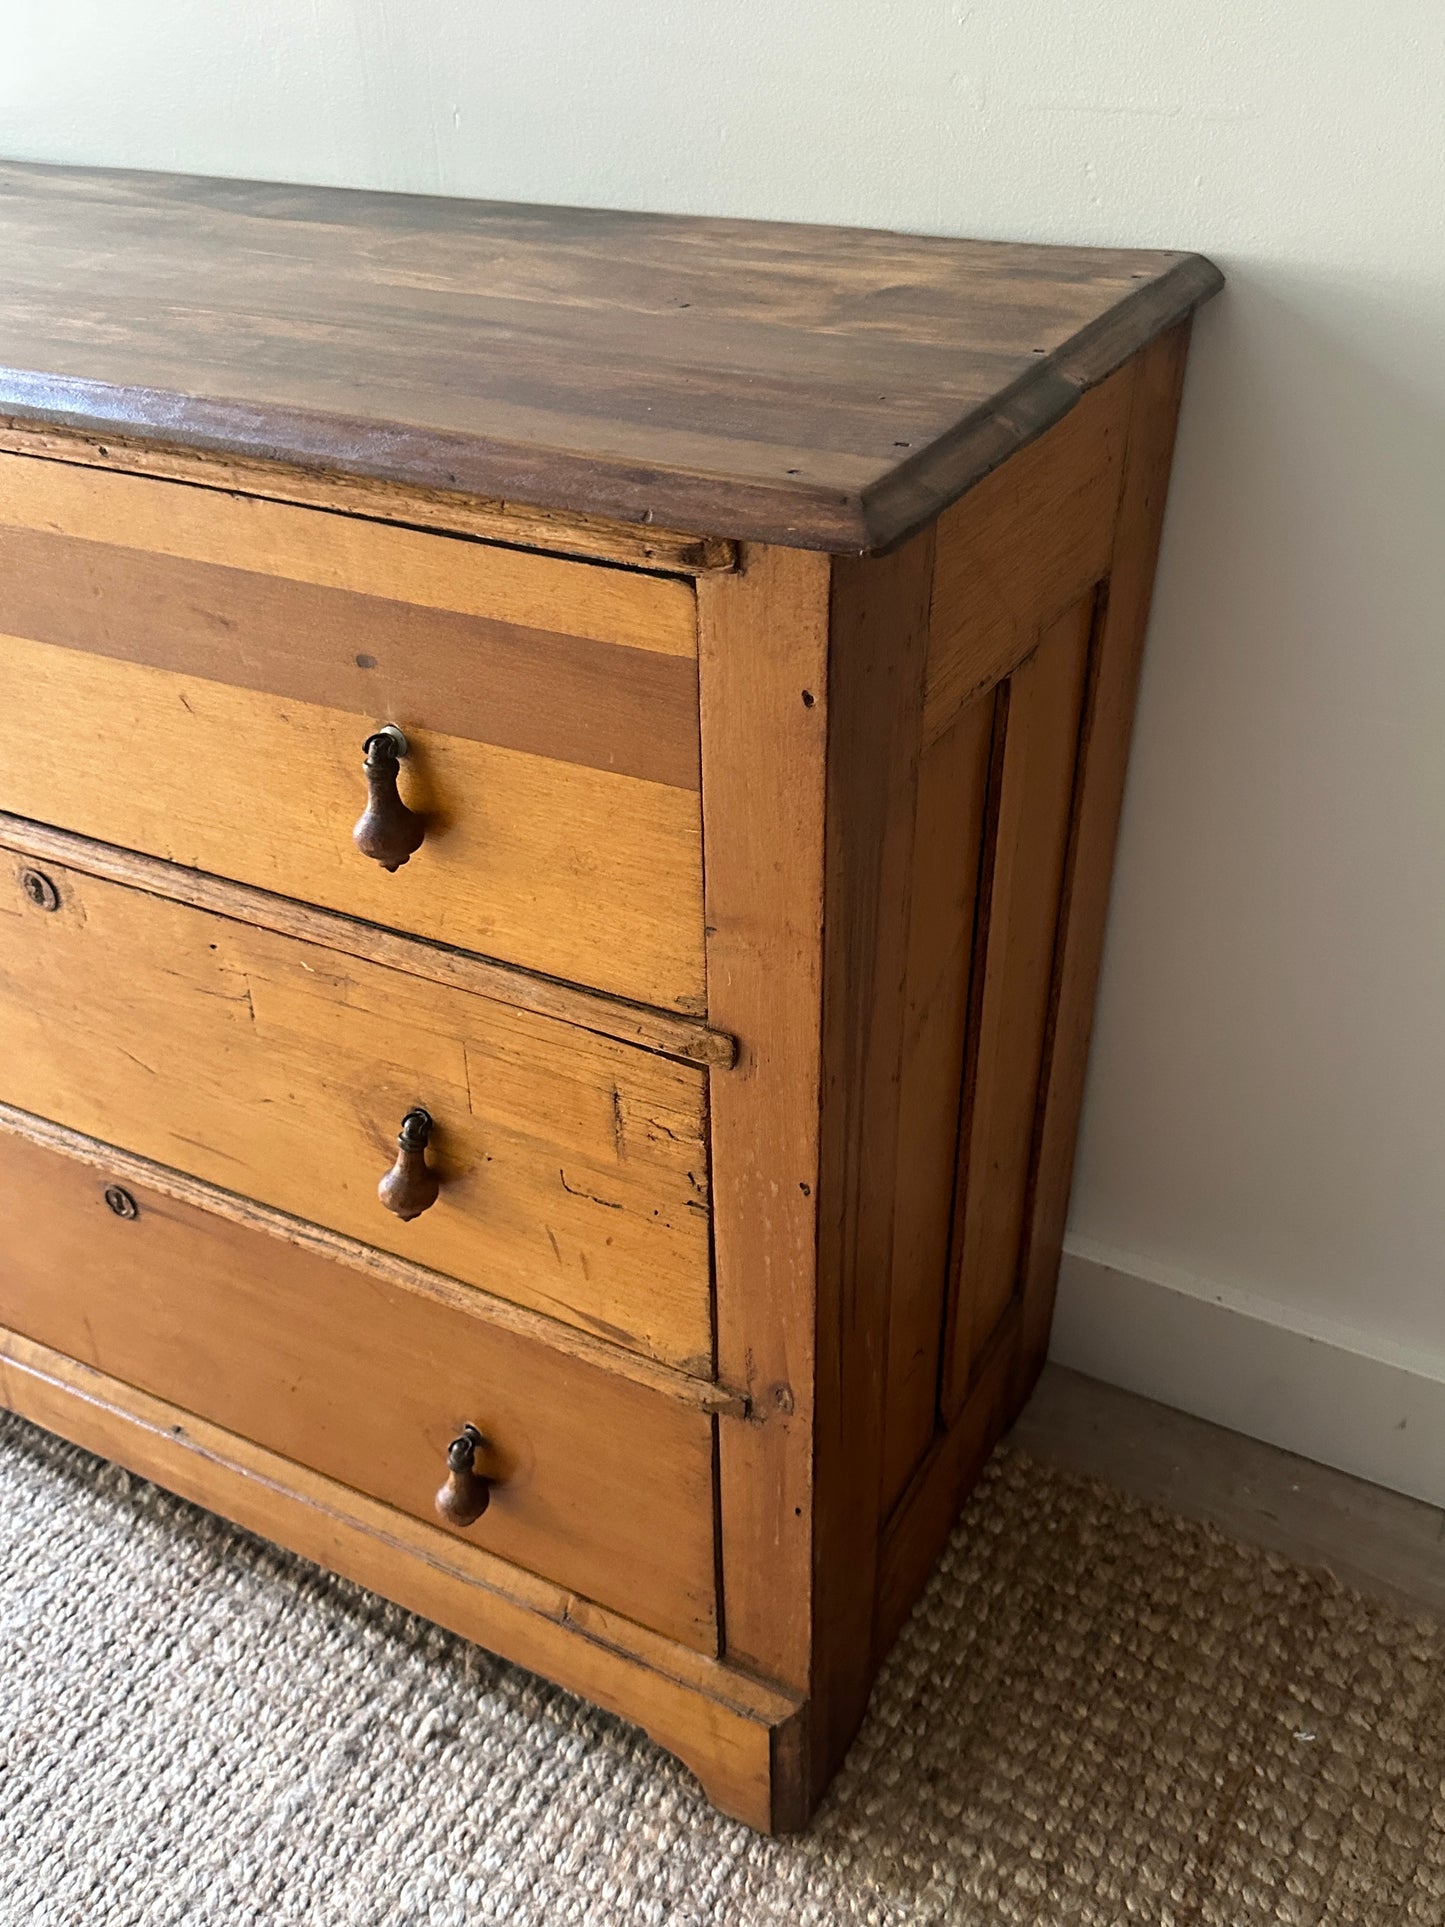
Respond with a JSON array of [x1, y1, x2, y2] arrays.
[[4, 1366, 1444, 1926]]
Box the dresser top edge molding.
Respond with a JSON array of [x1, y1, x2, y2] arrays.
[[0, 161, 1222, 555]]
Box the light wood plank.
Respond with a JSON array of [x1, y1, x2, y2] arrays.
[[875, 1317, 1017, 1654], [1012, 324, 1194, 1399], [698, 544, 831, 1720], [0, 447, 701, 650], [0, 850, 713, 1371], [874, 332, 1198, 1648], [0, 524, 700, 786], [0, 812, 733, 1069], [0, 425, 738, 573], [941, 594, 1096, 1418], [0, 636, 706, 1012], [812, 529, 938, 1783], [923, 369, 1130, 743], [0, 1099, 744, 1416], [878, 691, 995, 1511]]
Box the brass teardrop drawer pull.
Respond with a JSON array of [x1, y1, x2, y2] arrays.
[[353, 725, 425, 872], [378, 1106, 440, 1221], [436, 1424, 491, 1528]]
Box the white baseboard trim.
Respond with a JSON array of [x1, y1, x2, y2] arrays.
[[1049, 1243, 1445, 1509]]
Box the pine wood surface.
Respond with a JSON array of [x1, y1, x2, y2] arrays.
[[687, 324, 1200, 1821], [941, 591, 1096, 1418], [0, 419, 739, 573], [877, 690, 994, 1511], [922, 369, 1132, 742], [0, 849, 714, 1373], [0, 455, 705, 1009], [0, 1099, 744, 1419], [875, 325, 1194, 1655], [0, 161, 1220, 551], [696, 544, 832, 1710], [0, 451, 700, 653], [1011, 323, 1195, 1396], [0, 811, 734, 1070], [0, 1123, 718, 1651]]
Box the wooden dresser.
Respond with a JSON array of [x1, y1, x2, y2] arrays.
[[0, 162, 1220, 1830]]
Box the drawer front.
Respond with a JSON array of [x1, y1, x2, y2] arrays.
[[0, 850, 713, 1373], [0, 456, 705, 1012], [0, 1124, 718, 1652]]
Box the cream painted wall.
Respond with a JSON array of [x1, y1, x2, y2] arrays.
[[5, 2, 1445, 1482]]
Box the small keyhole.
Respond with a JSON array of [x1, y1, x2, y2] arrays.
[[103, 1186, 139, 1220], [20, 869, 61, 912]]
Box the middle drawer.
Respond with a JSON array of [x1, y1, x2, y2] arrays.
[[0, 847, 714, 1374]]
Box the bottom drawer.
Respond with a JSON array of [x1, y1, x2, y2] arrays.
[[0, 1123, 718, 1654]]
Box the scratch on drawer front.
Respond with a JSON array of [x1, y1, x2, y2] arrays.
[[114, 1043, 159, 1077], [557, 1168, 624, 1211]]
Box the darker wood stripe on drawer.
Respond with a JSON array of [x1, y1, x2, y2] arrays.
[[0, 524, 701, 791]]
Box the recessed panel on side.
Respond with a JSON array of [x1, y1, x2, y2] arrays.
[[940, 592, 1097, 1420]]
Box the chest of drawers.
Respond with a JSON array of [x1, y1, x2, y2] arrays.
[[0, 161, 1220, 1830]]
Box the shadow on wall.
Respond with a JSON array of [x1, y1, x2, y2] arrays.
[[1069, 256, 1445, 1357]]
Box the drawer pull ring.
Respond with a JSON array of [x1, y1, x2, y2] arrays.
[[378, 1106, 441, 1221], [354, 726, 426, 873], [436, 1424, 491, 1528]]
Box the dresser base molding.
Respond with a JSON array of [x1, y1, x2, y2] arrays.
[[0, 1323, 804, 1832]]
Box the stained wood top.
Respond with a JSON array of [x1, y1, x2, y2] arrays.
[[0, 162, 1221, 553]]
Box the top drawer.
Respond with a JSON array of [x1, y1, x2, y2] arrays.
[[0, 457, 706, 1012]]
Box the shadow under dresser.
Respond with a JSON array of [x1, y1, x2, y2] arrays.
[[0, 160, 1221, 1830]]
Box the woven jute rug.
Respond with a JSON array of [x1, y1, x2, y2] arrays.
[[3, 1409, 1444, 1926]]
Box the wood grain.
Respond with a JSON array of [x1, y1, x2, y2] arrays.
[[0, 851, 714, 1372], [0, 1098, 744, 1416], [0, 529, 701, 788], [877, 690, 995, 1512], [811, 529, 938, 1790], [0, 161, 1221, 551], [0, 449, 700, 653], [0, 422, 738, 573], [1011, 324, 1194, 1402], [0, 633, 706, 1011], [941, 593, 1095, 1418], [0, 1323, 803, 1829], [872, 329, 1199, 1654], [0, 1123, 718, 1651], [0, 812, 734, 1069], [922, 366, 1131, 744], [697, 545, 832, 1713], [874, 1314, 1017, 1655]]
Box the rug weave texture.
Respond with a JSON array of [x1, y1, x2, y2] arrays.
[[3, 1408, 1444, 1926]]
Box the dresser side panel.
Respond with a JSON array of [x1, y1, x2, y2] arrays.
[[875, 324, 1195, 1649], [1012, 322, 1195, 1395], [809, 528, 938, 1786]]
